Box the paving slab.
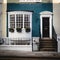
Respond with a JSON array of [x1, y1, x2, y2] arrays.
[[0, 50, 60, 58]]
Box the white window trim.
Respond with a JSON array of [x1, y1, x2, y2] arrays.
[[8, 11, 32, 29], [19, 0, 42, 2], [8, 11, 32, 40], [40, 11, 53, 39]]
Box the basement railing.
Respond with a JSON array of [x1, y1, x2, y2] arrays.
[[0, 38, 32, 45], [52, 26, 57, 40]]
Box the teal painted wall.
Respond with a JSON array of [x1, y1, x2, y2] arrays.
[[7, 3, 53, 37]]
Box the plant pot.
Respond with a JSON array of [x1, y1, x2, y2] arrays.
[[16, 28, 22, 32], [25, 28, 30, 32], [9, 28, 14, 32]]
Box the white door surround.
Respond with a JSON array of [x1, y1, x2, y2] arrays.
[[40, 11, 53, 39]]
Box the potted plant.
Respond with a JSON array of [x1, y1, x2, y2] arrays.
[[25, 28, 30, 32], [9, 28, 14, 32], [16, 28, 22, 32]]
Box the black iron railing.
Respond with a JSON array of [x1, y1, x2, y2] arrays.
[[52, 26, 57, 40], [0, 38, 31, 45]]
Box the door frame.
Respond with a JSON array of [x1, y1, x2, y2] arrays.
[[40, 11, 53, 39]]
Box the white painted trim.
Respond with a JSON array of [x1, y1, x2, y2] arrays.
[[19, 0, 42, 2], [8, 11, 32, 15], [40, 11, 53, 15], [40, 11, 53, 39], [30, 14, 32, 45], [8, 11, 32, 41]]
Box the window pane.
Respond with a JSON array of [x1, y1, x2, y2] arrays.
[[10, 14, 15, 28], [24, 14, 30, 28], [16, 14, 23, 28]]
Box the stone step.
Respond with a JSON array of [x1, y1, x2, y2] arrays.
[[40, 42, 57, 46], [40, 39, 56, 42], [40, 48, 57, 51], [40, 39, 57, 45], [40, 40, 57, 42], [40, 45, 57, 48], [39, 39, 57, 51]]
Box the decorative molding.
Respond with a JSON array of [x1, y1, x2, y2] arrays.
[[40, 11, 53, 39], [40, 11, 53, 15], [19, 0, 41, 2]]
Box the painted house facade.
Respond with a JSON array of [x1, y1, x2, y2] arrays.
[[0, 0, 2, 38], [0, 0, 57, 51]]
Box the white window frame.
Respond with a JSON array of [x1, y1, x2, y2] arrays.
[[40, 11, 53, 39], [8, 11, 32, 30], [19, 0, 42, 2], [8, 11, 32, 39]]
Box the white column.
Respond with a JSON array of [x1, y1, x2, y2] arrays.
[[2, 0, 7, 37]]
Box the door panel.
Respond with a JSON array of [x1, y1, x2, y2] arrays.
[[42, 17, 49, 37]]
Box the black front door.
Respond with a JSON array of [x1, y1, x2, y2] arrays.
[[42, 17, 49, 37]]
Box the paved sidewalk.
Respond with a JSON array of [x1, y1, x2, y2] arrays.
[[0, 50, 60, 58], [0, 50, 60, 60]]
